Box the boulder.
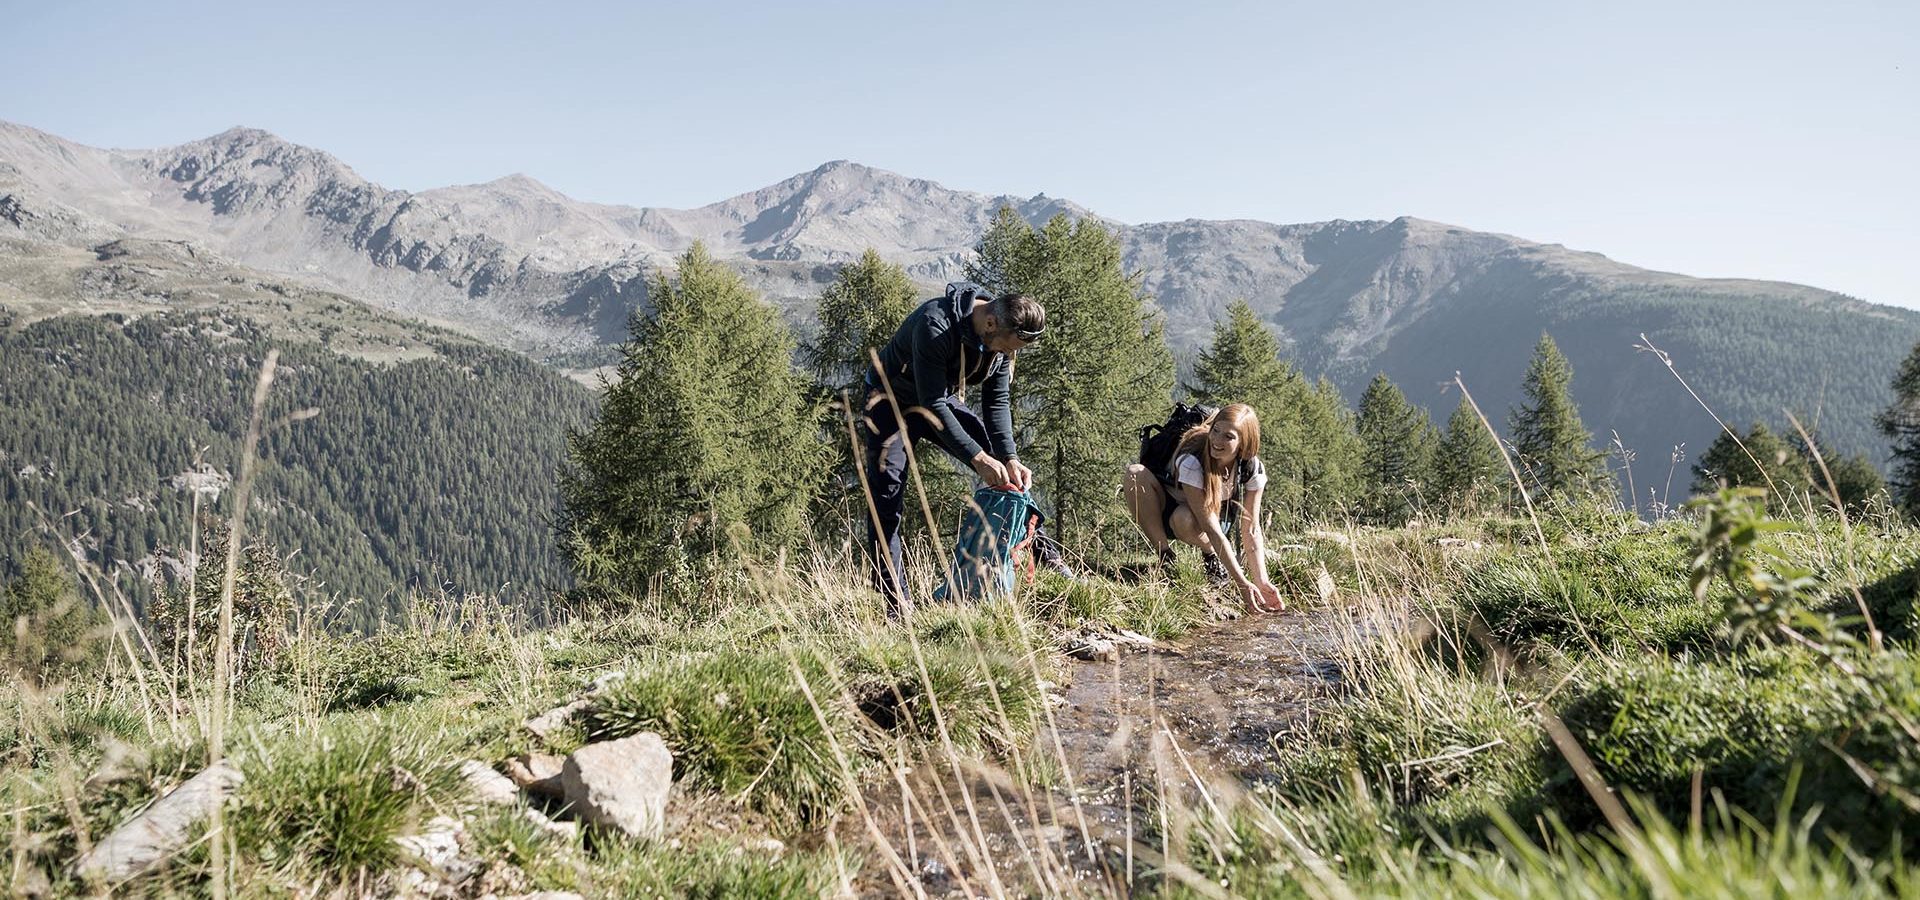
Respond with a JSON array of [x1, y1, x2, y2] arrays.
[[74, 761, 242, 883], [560, 733, 673, 839]]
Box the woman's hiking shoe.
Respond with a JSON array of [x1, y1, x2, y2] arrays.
[[1201, 552, 1229, 584], [1157, 546, 1177, 575]]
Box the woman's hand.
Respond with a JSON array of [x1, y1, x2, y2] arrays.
[[1252, 580, 1285, 612]]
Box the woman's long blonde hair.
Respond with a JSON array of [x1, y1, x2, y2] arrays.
[[1172, 403, 1261, 516]]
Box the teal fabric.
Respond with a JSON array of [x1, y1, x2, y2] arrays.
[[934, 487, 1043, 602]]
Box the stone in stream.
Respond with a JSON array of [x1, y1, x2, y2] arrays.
[[73, 760, 242, 884], [560, 732, 673, 839]]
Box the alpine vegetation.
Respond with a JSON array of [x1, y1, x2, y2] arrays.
[[558, 242, 824, 604]]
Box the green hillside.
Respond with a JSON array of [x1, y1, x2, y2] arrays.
[[0, 311, 597, 623]]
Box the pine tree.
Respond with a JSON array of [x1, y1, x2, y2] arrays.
[[558, 243, 823, 600], [1291, 378, 1367, 523], [1508, 334, 1606, 499], [1355, 373, 1437, 525], [1878, 342, 1920, 517], [1, 548, 105, 684], [1825, 453, 1887, 514], [1690, 422, 1812, 509], [966, 208, 1175, 541], [1186, 299, 1295, 415], [1787, 430, 1888, 515], [1433, 396, 1507, 517], [800, 249, 919, 399]]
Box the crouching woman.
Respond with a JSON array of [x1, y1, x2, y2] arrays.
[[1124, 403, 1284, 612]]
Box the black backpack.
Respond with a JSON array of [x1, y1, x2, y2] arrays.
[[1138, 402, 1256, 536], [1139, 402, 1217, 487]]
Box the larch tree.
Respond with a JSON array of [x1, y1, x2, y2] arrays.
[[558, 242, 823, 602]]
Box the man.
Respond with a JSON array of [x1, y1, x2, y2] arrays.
[[863, 281, 1069, 613]]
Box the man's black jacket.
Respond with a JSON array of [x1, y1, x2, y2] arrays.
[[864, 282, 1018, 464]]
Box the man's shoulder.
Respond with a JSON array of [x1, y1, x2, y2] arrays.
[[909, 295, 955, 332]]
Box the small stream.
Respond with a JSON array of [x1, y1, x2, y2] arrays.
[[850, 606, 1351, 897]]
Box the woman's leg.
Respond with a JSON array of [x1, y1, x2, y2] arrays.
[[1167, 503, 1211, 550], [1124, 464, 1172, 549]]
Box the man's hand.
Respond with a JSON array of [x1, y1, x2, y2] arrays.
[[971, 451, 1011, 487], [1006, 459, 1035, 492]]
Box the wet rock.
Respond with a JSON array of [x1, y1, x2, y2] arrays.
[[461, 760, 519, 806], [1059, 633, 1121, 660], [561, 732, 672, 839], [74, 761, 242, 883]]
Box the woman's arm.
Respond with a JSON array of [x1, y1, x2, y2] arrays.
[[1238, 486, 1269, 583], [1180, 481, 1251, 588]]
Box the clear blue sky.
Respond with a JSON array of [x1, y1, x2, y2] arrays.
[[4, 0, 1915, 306]]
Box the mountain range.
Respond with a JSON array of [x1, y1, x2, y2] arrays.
[[4, 120, 1916, 492]]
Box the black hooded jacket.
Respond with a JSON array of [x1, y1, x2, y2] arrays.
[[864, 282, 1018, 463]]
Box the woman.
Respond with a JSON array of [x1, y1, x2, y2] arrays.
[[1124, 404, 1285, 612]]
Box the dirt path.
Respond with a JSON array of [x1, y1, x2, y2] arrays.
[[848, 605, 1348, 897]]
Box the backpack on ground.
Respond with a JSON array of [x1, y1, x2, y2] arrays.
[[934, 487, 1044, 603]]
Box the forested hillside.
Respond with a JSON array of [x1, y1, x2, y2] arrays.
[[0, 311, 596, 622], [1349, 275, 1920, 479]]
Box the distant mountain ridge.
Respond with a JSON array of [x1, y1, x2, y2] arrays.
[[4, 119, 1917, 479]]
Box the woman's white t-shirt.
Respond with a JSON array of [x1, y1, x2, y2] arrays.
[[1173, 453, 1267, 494]]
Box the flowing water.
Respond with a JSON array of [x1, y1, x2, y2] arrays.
[[849, 604, 1351, 897]]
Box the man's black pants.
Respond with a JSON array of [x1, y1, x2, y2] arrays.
[[861, 393, 1056, 613]]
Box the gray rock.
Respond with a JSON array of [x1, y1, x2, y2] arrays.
[[460, 759, 520, 806], [560, 733, 672, 839], [394, 815, 478, 893], [74, 761, 242, 883], [524, 699, 590, 744], [521, 806, 580, 841]]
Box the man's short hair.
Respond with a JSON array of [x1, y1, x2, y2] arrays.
[[994, 293, 1046, 342]]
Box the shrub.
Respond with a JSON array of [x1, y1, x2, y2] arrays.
[[232, 718, 464, 880], [587, 648, 851, 831], [1, 548, 108, 684], [1556, 646, 1920, 853]]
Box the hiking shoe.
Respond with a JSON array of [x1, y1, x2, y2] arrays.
[[1201, 552, 1228, 584], [1156, 546, 1177, 575]]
